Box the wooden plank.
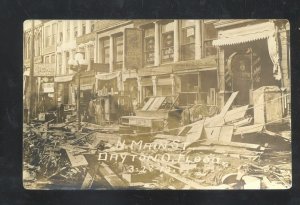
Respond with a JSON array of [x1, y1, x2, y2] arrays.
[[81, 172, 94, 189], [224, 105, 249, 123], [205, 92, 239, 127], [218, 125, 234, 142], [185, 120, 205, 147], [233, 117, 252, 127], [98, 163, 127, 187], [234, 124, 264, 135], [65, 150, 89, 167], [141, 97, 155, 111], [177, 126, 192, 136], [147, 160, 206, 189], [148, 97, 166, 111], [219, 91, 239, 116], [205, 126, 221, 140], [204, 140, 261, 149]]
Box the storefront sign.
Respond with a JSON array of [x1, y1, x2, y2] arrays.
[[34, 63, 55, 76], [42, 83, 54, 93], [124, 28, 143, 70]]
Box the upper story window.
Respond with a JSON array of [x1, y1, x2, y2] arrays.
[[181, 20, 195, 61], [52, 23, 57, 45], [161, 21, 174, 63], [91, 20, 95, 32], [203, 22, 217, 57], [58, 21, 63, 42], [114, 34, 123, 70], [82, 21, 86, 35], [143, 25, 155, 66], [45, 26, 51, 47], [101, 37, 110, 64]]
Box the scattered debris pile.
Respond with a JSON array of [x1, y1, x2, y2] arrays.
[[23, 91, 291, 189]]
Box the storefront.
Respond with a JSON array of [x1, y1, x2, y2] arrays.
[[72, 71, 96, 116], [172, 58, 218, 106], [54, 74, 74, 105], [213, 20, 290, 109], [95, 71, 121, 96]]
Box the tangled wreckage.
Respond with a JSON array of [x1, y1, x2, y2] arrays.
[[23, 88, 291, 190]]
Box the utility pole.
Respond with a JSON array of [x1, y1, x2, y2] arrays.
[[27, 20, 35, 124]]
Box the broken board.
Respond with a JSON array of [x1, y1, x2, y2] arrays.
[[185, 120, 205, 147], [65, 150, 89, 167], [234, 124, 264, 135], [224, 105, 249, 123], [81, 172, 94, 189]]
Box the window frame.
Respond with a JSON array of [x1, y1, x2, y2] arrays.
[[113, 34, 124, 70], [203, 22, 218, 57], [180, 20, 196, 61], [160, 21, 175, 63], [143, 25, 155, 67], [101, 37, 110, 65]]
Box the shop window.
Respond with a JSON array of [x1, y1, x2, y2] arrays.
[[161, 21, 174, 63], [143, 26, 155, 66], [114, 34, 123, 70], [203, 23, 217, 57], [101, 38, 110, 64], [181, 20, 195, 61]]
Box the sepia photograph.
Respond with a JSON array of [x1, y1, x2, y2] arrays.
[[23, 19, 291, 190]]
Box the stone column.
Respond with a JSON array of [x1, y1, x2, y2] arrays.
[[62, 51, 66, 75], [195, 20, 202, 60], [62, 21, 67, 42], [154, 22, 160, 66], [70, 20, 74, 41], [109, 35, 114, 72], [77, 20, 82, 37], [152, 76, 157, 96], [174, 20, 180, 62], [86, 20, 91, 34]]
